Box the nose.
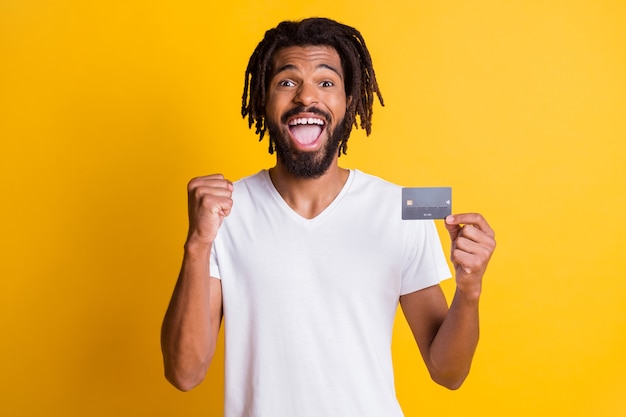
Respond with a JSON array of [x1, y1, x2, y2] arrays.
[[294, 82, 318, 106]]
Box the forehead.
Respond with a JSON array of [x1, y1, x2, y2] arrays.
[[271, 45, 343, 77]]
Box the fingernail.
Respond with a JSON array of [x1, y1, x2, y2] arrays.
[[446, 215, 454, 223]]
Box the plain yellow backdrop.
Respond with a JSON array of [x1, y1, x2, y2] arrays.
[[1, 1, 625, 416]]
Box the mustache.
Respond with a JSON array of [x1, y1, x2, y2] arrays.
[[280, 106, 331, 124]]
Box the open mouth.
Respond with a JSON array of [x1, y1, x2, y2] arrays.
[[288, 116, 326, 147]]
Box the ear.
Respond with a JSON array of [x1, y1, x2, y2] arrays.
[[346, 95, 353, 107]]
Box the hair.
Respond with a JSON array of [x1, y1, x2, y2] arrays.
[[241, 17, 384, 155]]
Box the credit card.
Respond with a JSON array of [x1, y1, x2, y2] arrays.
[[402, 187, 452, 220]]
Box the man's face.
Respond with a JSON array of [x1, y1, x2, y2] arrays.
[[265, 45, 349, 179]]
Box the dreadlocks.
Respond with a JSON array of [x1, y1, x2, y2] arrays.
[[241, 17, 384, 155]]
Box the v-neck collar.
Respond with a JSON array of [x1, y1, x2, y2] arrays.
[[261, 169, 355, 225]]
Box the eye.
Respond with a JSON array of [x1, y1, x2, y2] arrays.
[[277, 79, 296, 87], [320, 80, 334, 87]]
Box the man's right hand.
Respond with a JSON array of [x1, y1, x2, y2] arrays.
[[186, 174, 233, 247]]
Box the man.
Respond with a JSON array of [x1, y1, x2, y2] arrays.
[[161, 17, 496, 417]]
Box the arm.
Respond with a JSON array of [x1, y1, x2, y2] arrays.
[[160, 174, 233, 391], [400, 213, 495, 390]]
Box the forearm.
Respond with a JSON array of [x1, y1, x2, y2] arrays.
[[161, 242, 220, 391], [428, 288, 480, 390]]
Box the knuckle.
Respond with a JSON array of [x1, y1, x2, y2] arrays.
[[199, 194, 216, 207], [187, 177, 199, 191]]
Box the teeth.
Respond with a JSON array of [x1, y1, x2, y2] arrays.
[[288, 117, 325, 126]]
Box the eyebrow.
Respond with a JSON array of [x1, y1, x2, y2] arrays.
[[273, 63, 343, 80]]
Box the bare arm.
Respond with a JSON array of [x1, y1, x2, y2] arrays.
[[160, 175, 233, 391], [400, 213, 495, 390]]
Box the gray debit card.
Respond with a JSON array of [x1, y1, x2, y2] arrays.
[[402, 187, 452, 220]]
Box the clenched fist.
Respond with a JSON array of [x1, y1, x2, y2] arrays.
[[186, 174, 234, 247]]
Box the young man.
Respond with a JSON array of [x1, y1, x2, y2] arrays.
[[161, 17, 496, 417]]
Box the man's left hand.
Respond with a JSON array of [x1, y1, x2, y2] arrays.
[[444, 213, 496, 299]]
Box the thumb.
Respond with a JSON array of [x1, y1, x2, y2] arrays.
[[445, 215, 461, 241]]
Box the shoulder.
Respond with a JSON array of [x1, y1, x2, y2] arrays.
[[348, 170, 440, 236], [352, 169, 400, 188], [231, 170, 271, 196], [233, 170, 268, 188], [350, 170, 401, 200], [223, 170, 274, 216]]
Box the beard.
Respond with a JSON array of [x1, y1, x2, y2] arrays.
[[266, 106, 350, 179]]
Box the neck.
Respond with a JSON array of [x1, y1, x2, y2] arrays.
[[269, 161, 349, 219]]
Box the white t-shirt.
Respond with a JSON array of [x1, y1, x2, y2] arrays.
[[210, 169, 450, 417]]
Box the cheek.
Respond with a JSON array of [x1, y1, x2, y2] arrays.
[[325, 94, 347, 120], [263, 99, 280, 122], [265, 93, 290, 120]]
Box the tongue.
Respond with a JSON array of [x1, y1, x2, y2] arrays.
[[290, 124, 322, 145]]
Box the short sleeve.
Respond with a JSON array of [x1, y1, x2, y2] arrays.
[[400, 220, 451, 295]]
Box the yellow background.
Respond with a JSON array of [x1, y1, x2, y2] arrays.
[[1, 1, 625, 416]]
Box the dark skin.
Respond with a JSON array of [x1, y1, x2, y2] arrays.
[[161, 45, 496, 391]]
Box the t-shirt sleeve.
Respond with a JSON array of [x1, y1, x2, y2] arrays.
[[209, 241, 222, 280], [400, 219, 451, 295]]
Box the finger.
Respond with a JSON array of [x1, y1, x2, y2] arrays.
[[454, 234, 493, 257], [461, 226, 497, 256], [188, 177, 233, 203], [458, 224, 485, 243], [188, 186, 233, 209], [452, 234, 495, 274], [451, 249, 481, 275], [200, 191, 233, 214], [188, 174, 233, 192], [446, 213, 494, 238], [187, 179, 234, 219], [451, 245, 492, 274]]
